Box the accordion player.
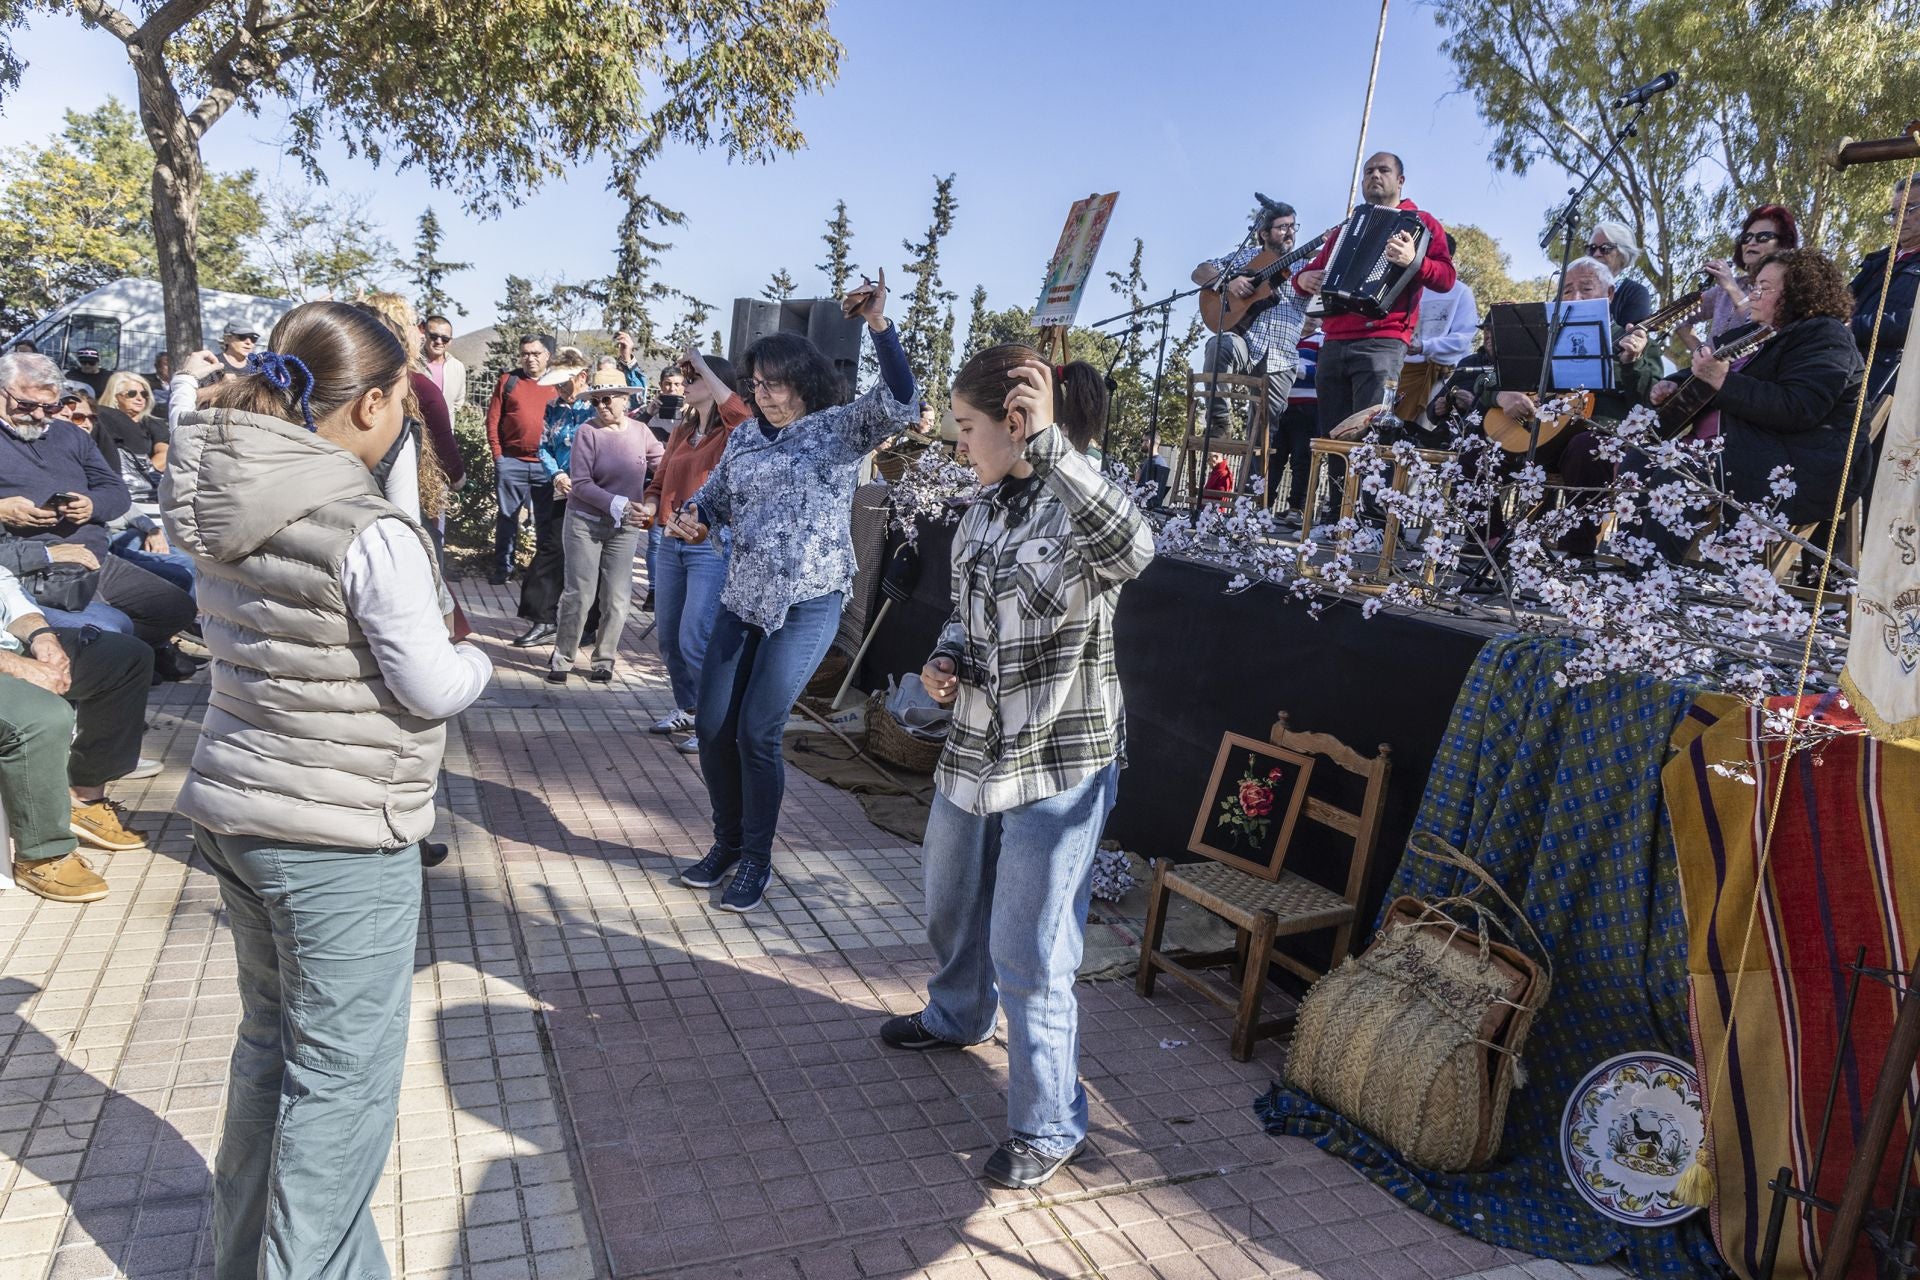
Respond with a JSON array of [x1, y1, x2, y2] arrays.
[[1318, 204, 1432, 320]]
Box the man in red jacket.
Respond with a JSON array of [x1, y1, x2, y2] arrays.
[[1293, 152, 1455, 437], [484, 334, 558, 589]]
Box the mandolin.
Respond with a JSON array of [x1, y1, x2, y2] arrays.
[[1652, 326, 1774, 440], [1631, 287, 1705, 341], [1199, 231, 1331, 335], [1480, 390, 1599, 454]]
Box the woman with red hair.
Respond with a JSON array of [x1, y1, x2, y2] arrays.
[[1682, 203, 1799, 352]]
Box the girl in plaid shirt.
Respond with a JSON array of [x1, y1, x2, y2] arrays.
[[877, 345, 1154, 1190]]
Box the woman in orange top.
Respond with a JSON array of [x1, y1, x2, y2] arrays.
[[638, 348, 750, 748]]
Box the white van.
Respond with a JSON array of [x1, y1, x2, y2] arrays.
[[8, 278, 292, 376]]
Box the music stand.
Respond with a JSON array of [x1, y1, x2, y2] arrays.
[[1486, 302, 1614, 395]]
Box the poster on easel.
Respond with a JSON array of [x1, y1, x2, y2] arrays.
[[1033, 192, 1119, 328]]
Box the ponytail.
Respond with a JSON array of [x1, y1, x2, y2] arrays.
[[952, 344, 1109, 453]]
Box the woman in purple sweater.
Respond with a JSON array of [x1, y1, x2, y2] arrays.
[[549, 372, 665, 684]]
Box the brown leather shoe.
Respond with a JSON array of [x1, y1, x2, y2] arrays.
[[13, 852, 109, 903], [70, 799, 147, 852]]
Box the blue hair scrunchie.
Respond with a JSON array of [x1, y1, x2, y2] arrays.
[[244, 350, 316, 431]]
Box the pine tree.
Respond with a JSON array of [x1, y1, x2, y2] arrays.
[[963, 286, 992, 359], [928, 304, 958, 406], [711, 328, 724, 354], [763, 268, 798, 301], [818, 200, 854, 295], [899, 174, 959, 391], [665, 293, 714, 353], [485, 275, 550, 377], [603, 149, 685, 349], [402, 207, 472, 319], [1101, 238, 1151, 442]]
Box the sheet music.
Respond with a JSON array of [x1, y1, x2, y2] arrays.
[[1548, 298, 1613, 392]]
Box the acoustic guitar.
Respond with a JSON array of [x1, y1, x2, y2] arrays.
[[1199, 231, 1331, 335], [1653, 326, 1774, 440], [1481, 391, 1598, 454]]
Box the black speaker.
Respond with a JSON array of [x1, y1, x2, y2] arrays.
[[728, 299, 781, 364], [804, 300, 866, 382]]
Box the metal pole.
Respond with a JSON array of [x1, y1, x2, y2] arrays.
[[1344, 0, 1393, 211]]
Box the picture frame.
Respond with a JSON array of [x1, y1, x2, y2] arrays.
[[1188, 732, 1316, 881]]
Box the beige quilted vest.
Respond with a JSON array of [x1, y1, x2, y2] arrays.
[[161, 408, 449, 850]]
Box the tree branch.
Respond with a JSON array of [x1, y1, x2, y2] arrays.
[[134, 0, 219, 48], [72, 0, 137, 42]]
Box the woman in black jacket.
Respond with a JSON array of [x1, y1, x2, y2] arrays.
[[1652, 248, 1866, 527]]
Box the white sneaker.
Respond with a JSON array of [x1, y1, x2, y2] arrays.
[[676, 733, 700, 755], [652, 709, 694, 735], [117, 758, 164, 781]]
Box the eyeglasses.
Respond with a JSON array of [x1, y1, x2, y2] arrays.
[[425, 332, 453, 344], [1585, 243, 1618, 255], [1747, 280, 1782, 298], [230, 334, 259, 343], [1, 387, 60, 416], [742, 378, 790, 395], [119, 389, 150, 400], [1736, 230, 1780, 245], [1883, 205, 1920, 223], [68, 412, 95, 425], [589, 395, 622, 406]]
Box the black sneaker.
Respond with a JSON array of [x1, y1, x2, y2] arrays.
[[488, 570, 510, 586], [719, 858, 771, 912], [879, 1011, 966, 1052], [982, 1138, 1085, 1190], [420, 841, 450, 868], [587, 666, 613, 684], [544, 668, 568, 685], [512, 622, 556, 648], [679, 845, 742, 889], [640, 590, 655, 613]]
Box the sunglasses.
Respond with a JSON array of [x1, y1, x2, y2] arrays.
[[589, 395, 623, 406], [425, 332, 453, 343], [119, 389, 150, 399], [2, 388, 61, 416], [230, 333, 259, 342], [1735, 230, 1780, 245], [1584, 243, 1617, 255], [69, 412, 95, 425]]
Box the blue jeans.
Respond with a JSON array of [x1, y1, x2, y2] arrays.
[[109, 528, 196, 595], [493, 457, 545, 576], [195, 826, 422, 1280], [654, 529, 731, 712], [920, 760, 1121, 1158], [695, 592, 843, 864], [38, 597, 133, 635]]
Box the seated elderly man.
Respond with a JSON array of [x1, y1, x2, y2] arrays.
[[0, 352, 196, 663], [0, 564, 154, 903]]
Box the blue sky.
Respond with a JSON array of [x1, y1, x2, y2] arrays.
[[3, 1, 1575, 342]]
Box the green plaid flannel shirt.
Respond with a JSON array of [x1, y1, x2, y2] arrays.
[[930, 425, 1155, 815]]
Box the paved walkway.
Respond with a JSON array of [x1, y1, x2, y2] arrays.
[[0, 577, 1628, 1279]]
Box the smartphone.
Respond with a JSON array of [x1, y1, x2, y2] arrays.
[[46, 492, 79, 510]]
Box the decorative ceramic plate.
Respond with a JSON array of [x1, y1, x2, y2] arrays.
[[1561, 1051, 1704, 1226]]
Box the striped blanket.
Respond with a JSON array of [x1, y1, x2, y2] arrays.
[[1256, 636, 1722, 1278], [1664, 694, 1920, 1280]]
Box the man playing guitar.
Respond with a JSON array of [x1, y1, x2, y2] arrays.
[[1190, 201, 1306, 437]]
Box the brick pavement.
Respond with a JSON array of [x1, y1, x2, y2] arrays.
[[0, 575, 1632, 1279]]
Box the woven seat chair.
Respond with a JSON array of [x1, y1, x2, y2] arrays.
[[1136, 714, 1391, 1061]]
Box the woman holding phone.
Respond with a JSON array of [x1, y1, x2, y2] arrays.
[[876, 345, 1153, 1191], [664, 272, 917, 912], [638, 348, 749, 748]]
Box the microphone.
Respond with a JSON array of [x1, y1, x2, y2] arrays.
[[1611, 70, 1678, 109]]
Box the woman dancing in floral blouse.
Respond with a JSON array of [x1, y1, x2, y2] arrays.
[[665, 272, 917, 912]]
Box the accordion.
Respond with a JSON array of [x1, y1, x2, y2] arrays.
[[1319, 204, 1431, 320]]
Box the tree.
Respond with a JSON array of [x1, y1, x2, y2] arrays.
[[0, 99, 266, 332], [1449, 223, 1554, 305], [818, 199, 854, 295], [763, 268, 798, 301], [963, 285, 992, 359], [666, 294, 715, 353], [602, 147, 684, 348], [543, 277, 602, 348], [254, 186, 395, 302], [0, 1, 843, 359], [1101, 237, 1152, 437], [899, 174, 959, 392], [1431, 0, 1920, 298], [484, 275, 551, 377], [402, 208, 472, 320]]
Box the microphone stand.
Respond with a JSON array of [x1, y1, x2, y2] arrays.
[[1526, 99, 1649, 467], [1089, 289, 1194, 472]]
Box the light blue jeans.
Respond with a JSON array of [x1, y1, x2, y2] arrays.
[[195, 826, 421, 1280], [919, 760, 1121, 1158], [654, 527, 731, 712]]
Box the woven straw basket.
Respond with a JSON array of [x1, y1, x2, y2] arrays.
[[1283, 840, 1551, 1171], [864, 691, 945, 773]]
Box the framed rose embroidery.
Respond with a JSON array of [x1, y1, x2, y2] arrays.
[[1187, 734, 1315, 880]]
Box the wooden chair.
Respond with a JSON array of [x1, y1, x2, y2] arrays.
[[1136, 714, 1392, 1061], [1173, 371, 1271, 507]]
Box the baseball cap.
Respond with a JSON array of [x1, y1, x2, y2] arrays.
[[75, 347, 100, 360], [222, 323, 260, 340]]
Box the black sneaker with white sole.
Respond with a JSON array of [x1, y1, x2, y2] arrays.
[[679, 845, 742, 889], [982, 1138, 1085, 1190], [878, 1010, 967, 1052]]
